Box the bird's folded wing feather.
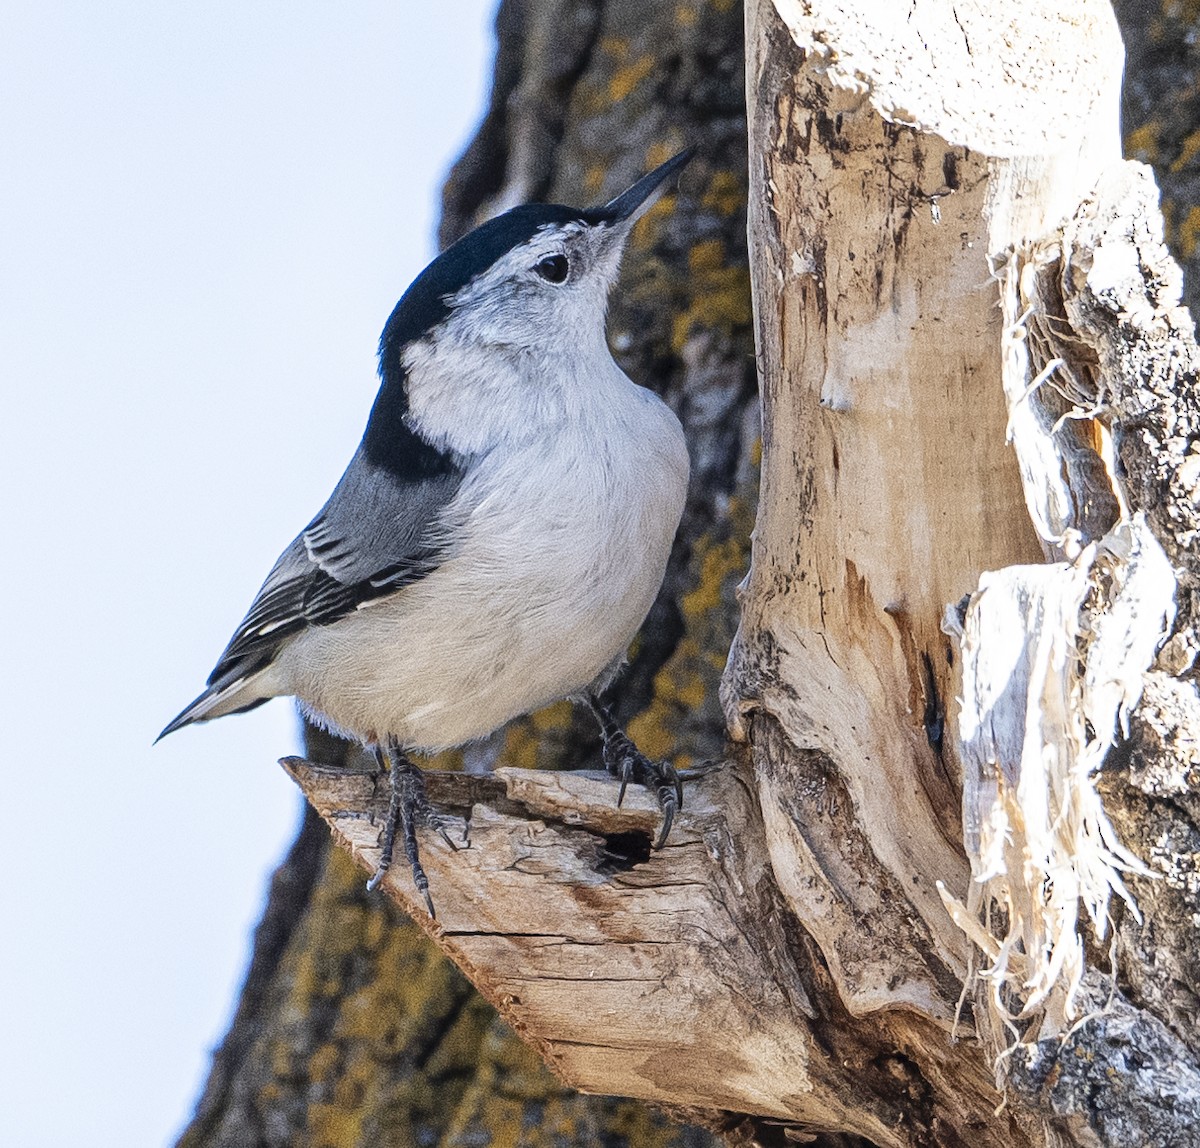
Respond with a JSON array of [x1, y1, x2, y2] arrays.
[[205, 445, 462, 684]]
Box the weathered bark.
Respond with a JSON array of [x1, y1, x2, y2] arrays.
[[182, 2, 1200, 1146]]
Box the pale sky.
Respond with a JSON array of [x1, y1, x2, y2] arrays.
[[0, 3, 495, 1144]]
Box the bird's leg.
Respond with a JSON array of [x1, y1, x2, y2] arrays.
[[585, 693, 683, 849], [365, 740, 442, 917]]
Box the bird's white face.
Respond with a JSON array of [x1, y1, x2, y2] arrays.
[[395, 151, 691, 456], [438, 218, 631, 359], [398, 217, 641, 457]]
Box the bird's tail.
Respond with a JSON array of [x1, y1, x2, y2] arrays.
[[156, 667, 270, 742]]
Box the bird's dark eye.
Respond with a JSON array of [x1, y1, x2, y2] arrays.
[[534, 254, 569, 283]]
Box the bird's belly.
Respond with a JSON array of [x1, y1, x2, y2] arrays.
[[279, 452, 684, 750]]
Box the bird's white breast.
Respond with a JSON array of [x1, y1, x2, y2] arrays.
[[276, 350, 688, 751]]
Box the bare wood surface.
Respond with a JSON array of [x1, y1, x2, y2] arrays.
[[283, 758, 811, 1113], [732, 0, 1046, 1038], [724, 0, 1200, 1143], [285, 755, 1020, 1146]]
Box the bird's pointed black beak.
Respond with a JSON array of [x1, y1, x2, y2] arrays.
[[589, 146, 696, 227]]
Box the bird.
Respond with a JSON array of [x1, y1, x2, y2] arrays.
[[160, 148, 694, 915]]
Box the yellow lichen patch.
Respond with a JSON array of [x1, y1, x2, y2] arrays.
[[424, 744, 465, 772], [306, 1053, 376, 1146], [1125, 119, 1162, 163], [501, 719, 543, 771], [625, 494, 755, 768], [675, 3, 698, 27], [307, 1042, 341, 1085], [688, 238, 725, 273], [255, 844, 507, 1147], [500, 699, 575, 770], [1172, 127, 1200, 173], [532, 700, 575, 734], [445, 1094, 528, 1148], [336, 980, 401, 1046], [583, 163, 607, 196], [268, 1037, 296, 1083], [441, 1020, 573, 1147], [603, 1101, 689, 1148], [421, 995, 495, 1079], [599, 35, 629, 60], [483, 1021, 556, 1099], [637, 633, 712, 718], [287, 945, 324, 1012], [626, 698, 681, 761], [701, 170, 744, 217], [711, 0, 738, 11], [304, 1046, 378, 1146], [671, 262, 753, 352], [682, 534, 745, 619], [645, 140, 678, 170], [609, 55, 654, 103], [306, 1101, 363, 1148], [1177, 204, 1200, 259], [360, 903, 386, 950]]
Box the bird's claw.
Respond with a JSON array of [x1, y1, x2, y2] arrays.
[[616, 761, 633, 808], [600, 726, 681, 849], [432, 811, 470, 853], [652, 772, 683, 849]]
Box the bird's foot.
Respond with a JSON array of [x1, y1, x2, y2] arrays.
[[410, 783, 471, 853], [588, 696, 682, 850], [366, 744, 467, 917]]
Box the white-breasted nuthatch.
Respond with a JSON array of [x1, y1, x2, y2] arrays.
[[160, 149, 694, 914]]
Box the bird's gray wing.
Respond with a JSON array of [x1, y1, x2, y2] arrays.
[[205, 444, 462, 685]]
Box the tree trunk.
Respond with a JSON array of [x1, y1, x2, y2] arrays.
[[180, 3, 1200, 1146]]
